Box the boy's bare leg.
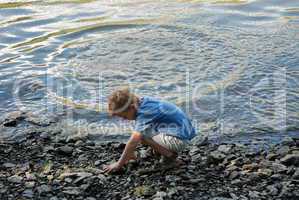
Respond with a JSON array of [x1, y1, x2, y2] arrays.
[[141, 137, 177, 159]]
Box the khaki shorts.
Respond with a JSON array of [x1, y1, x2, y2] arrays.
[[152, 134, 188, 153]]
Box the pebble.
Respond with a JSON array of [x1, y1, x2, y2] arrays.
[[8, 175, 23, 184]]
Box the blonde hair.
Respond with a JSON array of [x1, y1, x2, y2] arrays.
[[108, 88, 138, 114]]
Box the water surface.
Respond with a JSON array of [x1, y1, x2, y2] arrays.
[[0, 0, 298, 141]]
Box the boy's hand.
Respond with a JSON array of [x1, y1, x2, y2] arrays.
[[103, 162, 121, 173]]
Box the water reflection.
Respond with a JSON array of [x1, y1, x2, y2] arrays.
[[0, 0, 298, 140]]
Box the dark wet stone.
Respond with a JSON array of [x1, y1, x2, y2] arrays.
[[292, 168, 299, 179], [1, 111, 25, 127], [280, 154, 299, 166], [56, 145, 73, 155], [207, 151, 226, 164], [281, 137, 296, 146]]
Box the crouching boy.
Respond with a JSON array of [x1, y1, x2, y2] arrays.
[[103, 88, 196, 173]]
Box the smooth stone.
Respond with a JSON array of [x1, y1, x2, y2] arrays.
[[217, 145, 232, 154], [207, 151, 226, 164], [257, 168, 273, 177], [277, 146, 290, 156], [292, 168, 299, 179], [280, 154, 299, 166], [2, 163, 16, 168], [266, 185, 279, 196], [242, 163, 259, 171], [56, 145, 73, 155], [248, 191, 260, 199], [25, 181, 35, 188], [37, 185, 51, 194], [266, 153, 278, 161], [229, 171, 240, 180], [40, 132, 50, 140], [86, 197, 97, 200], [25, 172, 37, 181], [8, 175, 23, 184], [271, 163, 288, 173], [59, 172, 92, 180], [63, 187, 81, 195], [22, 189, 34, 198], [281, 137, 295, 146]]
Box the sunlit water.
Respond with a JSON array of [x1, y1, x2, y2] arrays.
[[0, 0, 298, 142]]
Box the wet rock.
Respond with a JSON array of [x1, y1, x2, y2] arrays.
[[56, 145, 73, 155], [248, 191, 260, 199], [277, 145, 290, 156], [292, 168, 299, 179], [134, 185, 155, 197], [37, 184, 51, 194], [207, 151, 226, 164], [271, 162, 288, 173], [217, 145, 232, 154], [1, 111, 25, 127], [22, 189, 34, 198], [40, 132, 50, 140], [242, 163, 259, 172], [257, 168, 272, 177], [280, 154, 299, 166], [266, 153, 278, 161], [59, 172, 92, 181], [229, 171, 240, 180], [2, 162, 16, 168], [25, 181, 35, 188], [63, 187, 81, 195], [8, 175, 23, 184], [281, 136, 295, 146], [266, 185, 279, 196]]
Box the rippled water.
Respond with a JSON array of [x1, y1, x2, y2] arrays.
[[0, 0, 299, 141]]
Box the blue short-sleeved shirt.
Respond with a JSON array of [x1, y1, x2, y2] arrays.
[[134, 96, 197, 141]]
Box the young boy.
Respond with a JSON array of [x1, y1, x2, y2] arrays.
[[103, 88, 196, 173]]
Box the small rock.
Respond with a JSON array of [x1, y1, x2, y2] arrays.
[[271, 162, 288, 173], [242, 163, 259, 172], [229, 171, 240, 180], [207, 151, 226, 164], [292, 168, 299, 179], [22, 189, 34, 198], [217, 145, 232, 154], [25, 181, 35, 188], [281, 136, 295, 146], [40, 132, 50, 140], [63, 187, 81, 195], [37, 185, 51, 194], [248, 191, 260, 199], [25, 172, 37, 181], [280, 154, 299, 166], [8, 175, 23, 184], [266, 153, 278, 161], [134, 185, 155, 197], [257, 168, 273, 177], [56, 145, 73, 155], [266, 185, 279, 196], [2, 163, 16, 168]]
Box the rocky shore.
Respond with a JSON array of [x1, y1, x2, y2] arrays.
[[0, 112, 299, 200]]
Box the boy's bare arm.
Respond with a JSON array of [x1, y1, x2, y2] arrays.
[[103, 131, 142, 173], [118, 131, 141, 166]]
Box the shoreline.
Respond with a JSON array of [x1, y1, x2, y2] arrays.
[[0, 112, 299, 199]]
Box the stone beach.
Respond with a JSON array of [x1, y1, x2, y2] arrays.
[[0, 112, 298, 200]]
